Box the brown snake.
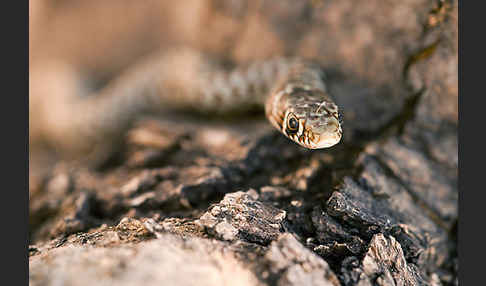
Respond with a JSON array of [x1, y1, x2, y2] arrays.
[[30, 49, 342, 162]]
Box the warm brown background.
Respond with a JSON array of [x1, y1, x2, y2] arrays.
[[29, 1, 457, 285]]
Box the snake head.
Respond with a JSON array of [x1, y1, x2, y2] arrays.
[[268, 88, 342, 149]]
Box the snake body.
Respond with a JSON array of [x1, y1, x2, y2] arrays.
[[30, 49, 342, 162]]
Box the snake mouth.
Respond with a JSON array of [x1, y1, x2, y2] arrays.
[[287, 128, 342, 149]]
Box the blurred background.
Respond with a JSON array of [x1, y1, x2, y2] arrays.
[[29, 0, 457, 174], [31, 0, 448, 163], [29, 3, 458, 284], [29, 0, 457, 242]]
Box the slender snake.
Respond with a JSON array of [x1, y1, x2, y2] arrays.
[[30, 49, 343, 162]]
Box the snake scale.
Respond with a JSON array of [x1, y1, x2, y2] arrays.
[[30, 49, 342, 163]]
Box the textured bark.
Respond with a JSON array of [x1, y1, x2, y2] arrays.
[[29, 1, 458, 285]]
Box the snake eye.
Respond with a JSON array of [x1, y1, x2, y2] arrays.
[[287, 115, 299, 131]]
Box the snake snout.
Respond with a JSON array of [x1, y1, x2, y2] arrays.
[[307, 119, 342, 149], [310, 132, 342, 148]]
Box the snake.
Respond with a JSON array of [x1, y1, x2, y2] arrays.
[[29, 48, 342, 163]]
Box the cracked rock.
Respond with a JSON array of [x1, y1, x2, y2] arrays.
[[264, 233, 340, 286], [29, 1, 458, 285], [361, 234, 425, 286], [29, 234, 261, 286], [197, 190, 286, 244]]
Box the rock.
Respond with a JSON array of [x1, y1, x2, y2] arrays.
[[49, 191, 101, 239], [29, 0, 458, 285], [114, 217, 157, 242], [316, 155, 451, 284], [361, 234, 425, 286], [29, 234, 261, 286], [197, 190, 286, 244], [366, 138, 458, 226], [264, 233, 340, 286]]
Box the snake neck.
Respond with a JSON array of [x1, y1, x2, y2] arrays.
[[157, 53, 302, 114]]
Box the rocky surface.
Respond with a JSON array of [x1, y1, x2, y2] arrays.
[[29, 0, 458, 285], [30, 232, 262, 286]]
